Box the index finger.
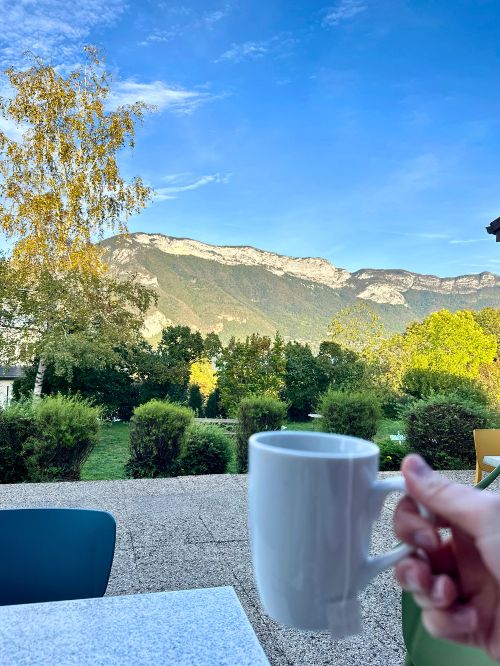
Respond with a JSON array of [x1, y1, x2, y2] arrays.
[[402, 455, 497, 539]]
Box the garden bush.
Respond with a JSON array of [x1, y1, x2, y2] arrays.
[[0, 402, 37, 483], [404, 394, 498, 469], [125, 400, 193, 478], [376, 437, 410, 472], [236, 396, 287, 473], [318, 390, 381, 440], [24, 395, 101, 481], [178, 424, 234, 476]]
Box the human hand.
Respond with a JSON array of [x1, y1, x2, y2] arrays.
[[394, 454, 500, 661]]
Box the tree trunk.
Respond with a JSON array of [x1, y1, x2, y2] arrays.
[[33, 357, 46, 400]]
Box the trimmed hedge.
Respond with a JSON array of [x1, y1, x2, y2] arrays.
[[236, 396, 287, 473], [318, 390, 381, 440], [0, 402, 35, 483], [0, 396, 100, 483], [404, 394, 497, 469], [126, 400, 193, 478], [28, 395, 100, 481], [376, 437, 409, 472], [178, 424, 234, 475]]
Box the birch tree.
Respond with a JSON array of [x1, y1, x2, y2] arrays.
[[0, 48, 154, 396]]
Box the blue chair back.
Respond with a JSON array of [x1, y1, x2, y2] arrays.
[[0, 508, 116, 605]]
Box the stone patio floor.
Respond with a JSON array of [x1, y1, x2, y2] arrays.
[[0, 470, 493, 665]]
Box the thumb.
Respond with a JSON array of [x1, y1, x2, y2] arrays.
[[402, 454, 489, 539]]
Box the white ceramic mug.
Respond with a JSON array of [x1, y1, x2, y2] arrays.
[[248, 431, 417, 639]]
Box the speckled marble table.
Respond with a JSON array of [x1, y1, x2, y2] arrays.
[[0, 586, 270, 665]]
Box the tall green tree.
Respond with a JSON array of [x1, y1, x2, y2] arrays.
[[217, 333, 286, 415], [14, 344, 143, 421], [282, 342, 328, 420], [0, 262, 154, 398], [403, 310, 496, 379], [328, 302, 384, 359], [188, 385, 204, 417], [204, 332, 223, 361], [316, 340, 367, 391], [471, 307, 500, 358], [156, 326, 205, 387], [133, 326, 206, 404]]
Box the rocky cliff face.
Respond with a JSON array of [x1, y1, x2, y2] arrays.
[[124, 233, 352, 288], [105, 233, 499, 307]]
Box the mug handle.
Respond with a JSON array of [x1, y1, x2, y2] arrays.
[[362, 476, 432, 584]]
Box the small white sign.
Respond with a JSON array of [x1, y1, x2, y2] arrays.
[[389, 431, 406, 443]]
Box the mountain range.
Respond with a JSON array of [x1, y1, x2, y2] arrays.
[[102, 233, 500, 346]]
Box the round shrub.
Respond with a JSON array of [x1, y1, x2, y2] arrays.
[[236, 396, 287, 473], [179, 424, 234, 476], [25, 395, 101, 481], [404, 394, 497, 469], [126, 400, 193, 478], [318, 390, 381, 440], [0, 401, 37, 483], [376, 437, 409, 472]]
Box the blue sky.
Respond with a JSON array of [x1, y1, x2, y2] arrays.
[[1, 0, 500, 276]]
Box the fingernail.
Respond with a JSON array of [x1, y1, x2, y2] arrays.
[[406, 455, 432, 478], [414, 530, 437, 550], [432, 577, 446, 603], [452, 607, 476, 631], [404, 569, 421, 592]]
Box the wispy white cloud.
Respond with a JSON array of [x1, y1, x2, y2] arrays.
[[323, 0, 367, 27], [449, 238, 488, 245], [155, 173, 230, 201], [0, 0, 126, 66], [413, 233, 449, 240], [216, 34, 296, 63], [139, 3, 232, 47], [202, 4, 233, 29], [138, 27, 183, 47], [107, 81, 215, 114], [217, 41, 269, 63]]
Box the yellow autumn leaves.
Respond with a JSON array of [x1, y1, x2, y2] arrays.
[[0, 46, 152, 278]]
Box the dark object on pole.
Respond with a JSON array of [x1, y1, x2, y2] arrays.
[[486, 217, 500, 241]]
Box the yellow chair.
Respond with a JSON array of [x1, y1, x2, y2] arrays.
[[473, 429, 500, 484]]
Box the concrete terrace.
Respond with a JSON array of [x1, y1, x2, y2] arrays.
[[0, 471, 491, 666]]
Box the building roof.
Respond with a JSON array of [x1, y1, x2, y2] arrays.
[[486, 216, 500, 241], [0, 366, 25, 379]]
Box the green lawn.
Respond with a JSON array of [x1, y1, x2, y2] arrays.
[[374, 417, 405, 443], [81, 422, 130, 481], [285, 420, 317, 431], [288, 417, 404, 441], [82, 417, 405, 481]]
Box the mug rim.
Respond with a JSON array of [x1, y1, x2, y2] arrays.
[[249, 430, 379, 459]]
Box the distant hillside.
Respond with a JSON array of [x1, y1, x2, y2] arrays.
[[102, 233, 500, 345]]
